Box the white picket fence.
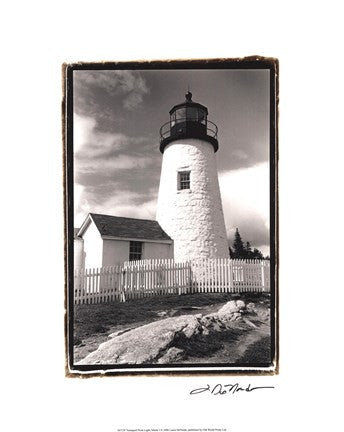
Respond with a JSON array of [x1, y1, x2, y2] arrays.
[[74, 258, 270, 305]]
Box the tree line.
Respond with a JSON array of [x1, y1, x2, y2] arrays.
[[229, 228, 269, 260]]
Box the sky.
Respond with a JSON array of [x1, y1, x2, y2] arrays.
[[73, 68, 270, 255]]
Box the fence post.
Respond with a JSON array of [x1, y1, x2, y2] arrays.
[[229, 259, 233, 292], [189, 261, 192, 294], [261, 261, 265, 292], [120, 267, 126, 302]]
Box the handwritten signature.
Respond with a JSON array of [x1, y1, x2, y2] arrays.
[[190, 383, 275, 395]]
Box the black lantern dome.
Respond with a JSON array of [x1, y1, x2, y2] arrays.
[[159, 92, 218, 153]]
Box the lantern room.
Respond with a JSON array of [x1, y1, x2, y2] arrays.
[[159, 92, 218, 153]]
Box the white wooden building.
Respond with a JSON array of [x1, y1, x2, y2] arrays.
[[74, 213, 173, 269]]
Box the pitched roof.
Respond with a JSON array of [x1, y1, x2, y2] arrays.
[[88, 213, 172, 241]]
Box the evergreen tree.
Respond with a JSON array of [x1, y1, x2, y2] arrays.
[[232, 228, 245, 258], [230, 228, 266, 260], [244, 241, 252, 259], [252, 248, 264, 259]]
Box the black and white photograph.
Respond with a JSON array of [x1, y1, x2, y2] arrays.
[[65, 59, 278, 374]]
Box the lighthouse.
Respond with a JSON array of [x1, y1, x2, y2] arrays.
[[156, 92, 229, 262]]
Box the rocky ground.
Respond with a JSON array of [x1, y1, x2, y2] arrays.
[[74, 293, 271, 365]]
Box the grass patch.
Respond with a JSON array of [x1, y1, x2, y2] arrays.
[[74, 292, 270, 344], [240, 335, 271, 363]]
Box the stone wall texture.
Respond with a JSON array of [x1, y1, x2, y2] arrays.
[[156, 138, 229, 262]]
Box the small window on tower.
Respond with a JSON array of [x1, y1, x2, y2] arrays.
[[178, 171, 190, 190], [129, 241, 143, 261]]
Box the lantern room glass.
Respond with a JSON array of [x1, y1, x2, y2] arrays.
[[176, 107, 186, 120], [197, 108, 206, 124], [186, 106, 198, 120], [170, 106, 207, 126], [170, 111, 176, 127]]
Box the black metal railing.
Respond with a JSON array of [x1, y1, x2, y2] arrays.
[[159, 118, 218, 143]]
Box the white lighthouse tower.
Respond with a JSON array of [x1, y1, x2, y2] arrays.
[[156, 92, 229, 262]]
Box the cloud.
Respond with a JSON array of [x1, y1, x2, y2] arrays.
[[75, 186, 157, 227], [123, 90, 146, 110], [74, 113, 153, 179], [76, 153, 152, 175], [231, 148, 249, 161], [73, 113, 159, 226], [74, 70, 149, 112], [74, 113, 149, 155], [219, 162, 270, 252], [97, 197, 157, 221], [74, 114, 123, 155]]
